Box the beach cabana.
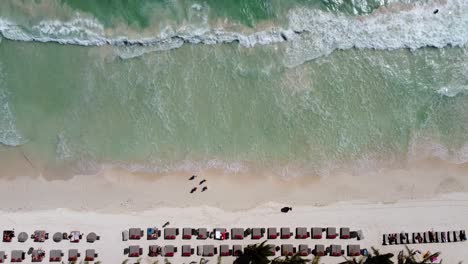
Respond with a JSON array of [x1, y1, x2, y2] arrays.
[[32, 230, 48, 242], [197, 228, 208, 239], [53, 232, 63, 242], [312, 227, 324, 239], [0, 251, 5, 263], [281, 244, 294, 256], [251, 228, 264, 239], [298, 244, 310, 256], [129, 228, 143, 240], [232, 245, 243, 256], [340, 227, 350, 239], [11, 250, 24, 263], [2, 230, 14, 242], [182, 228, 193, 239], [69, 231, 81, 242], [326, 227, 337, 239], [148, 245, 160, 257], [68, 249, 79, 262], [198, 245, 216, 257], [147, 227, 160, 240], [330, 245, 343, 256], [347, 245, 361, 256], [267, 244, 276, 256], [231, 228, 244, 240], [164, 228, 179, 240], [220, 245, 230, 256], [295, 227, 309, 239], [85, 249, 97, 261], [213, 228, 229, 240], [313, 245, 325, 256], [163, 245, 175, 257], [182, 245, 193, 257], [31, 249, 45, 262], [128, 246, 142, 257], [280, 227, 292, 239], [268, 227, 278, 239], [49, 250, 62, 262], [17, 232, 28, 243], [86, 232, 99, 243]]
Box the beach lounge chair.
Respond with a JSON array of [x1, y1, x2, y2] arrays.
[[2, 230, 14, 242], [147, 227, 160, 240], [49, 250, 62, 262], [148, 245, 160, 257], [182, 228, 193, 239], [400, 233, 409, 244], [268, 227, 278, 239], [85, 249, 97, 261], [267, 244, 276, 256], [280, 227, 292, 239], [128, 246, 142, 257], [382, 234, 388, 245], [129, 228, 143, 240], [0, 251, 5, 263], [460, 230, 467, 241], [295, 227, 309, 239], [347, 245, 360, 256], [68, 249, 79, 262], [11, 250, 24, 263], [86, 232, 99, 243], [197, 228, 208, 239], [312, 227, 324, 239], [232, 245, 243, 256], [452, 231, 459, 242], [251, 228, 264, 239], [220, 245, 231, 256], [413, 233, 424, 243], [164, 228, 179, 240], [197, 245, 216, 257], [326, 227, 337, 239], [182, 245, 194, 257], [31, 250, 45, 262], [330, 244, 344, 256], [281, 244, 294, 256], [32, 230, 48, 242], [212, 228, 229, 240], [69, 231, 81, 242], [298, 244, 310, 256], [313, 245, 325, 256], [17, 232, 27, 243], [163, 245, 175, 257], [232, 228, 244, 240], [340, 228, 350, 239]]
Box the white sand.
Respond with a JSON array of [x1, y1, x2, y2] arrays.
[[0, 193, 467, 263]]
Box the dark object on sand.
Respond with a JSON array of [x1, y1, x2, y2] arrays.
[[199, 179, 206, 185], [189, 175, 197, 180], [190, 187, 197, 193], [202, 186, 208, 192], [163, 222, 170, 228], [433, 9, 439, 14], [281, 207, 292, 213]]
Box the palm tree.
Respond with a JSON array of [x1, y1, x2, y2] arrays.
[[271, 253, 311, 263], [234, 240, 271, 264], [397, 246, 440, 264]]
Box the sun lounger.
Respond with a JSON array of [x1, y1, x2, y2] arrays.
[[128, 246, 142, 257], [280, 227, 292, 239], [182, 245, 193, 257], [11, 250, 24, 263], [32, 230, 48, 242], [251, 228, 264, 239], [17, 232, 27, 243], [198, 245, 216, 257], [296, 227, 309, 239], [31, 249, 45, 262], [460, 230, 467, 241], [148, 245, 160, 257], [382, 234, 388, 245], [330, 244, 344, 257], [220, 245, 230, 256], [147, 227, 160, 240], [0, 251, 5, 263], [281, 244, 294, 256], [68, 249, 79, 262], [129, 228, 143, 240], [268, 227, 278, 239], [313, 244, 325, 256], [197, 228, 208, 239], [327, 227, 337, 239], [267, 244, 276, 256], [213, 228, 229, 240], [163, 245, 175, 257], [231, 228, 244, 240], [49, 250, 62, 262], [164, 228, 179, 240], [400, 233, 409, 244], [182, 228, 193, 239], [232, 245, 243, 256], [2, 230, 14, 242], [69, 231, 81, 242], [347, 244, 360, 256], [413, 232, 424, 243], [298, 244, 309, 256], [85, 249, 97, 261], [312, 227, 324, 239], [340, 228, 350, 239]]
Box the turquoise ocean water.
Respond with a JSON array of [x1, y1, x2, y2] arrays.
[[0, 0, 467, 178]]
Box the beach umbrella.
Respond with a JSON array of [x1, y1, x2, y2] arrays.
[[86, 232, 97, 243], [18, 232, 28, 243], [53, 232, 62, 242]]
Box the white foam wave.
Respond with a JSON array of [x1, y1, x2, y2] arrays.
[[437, 85, 468, 97]]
